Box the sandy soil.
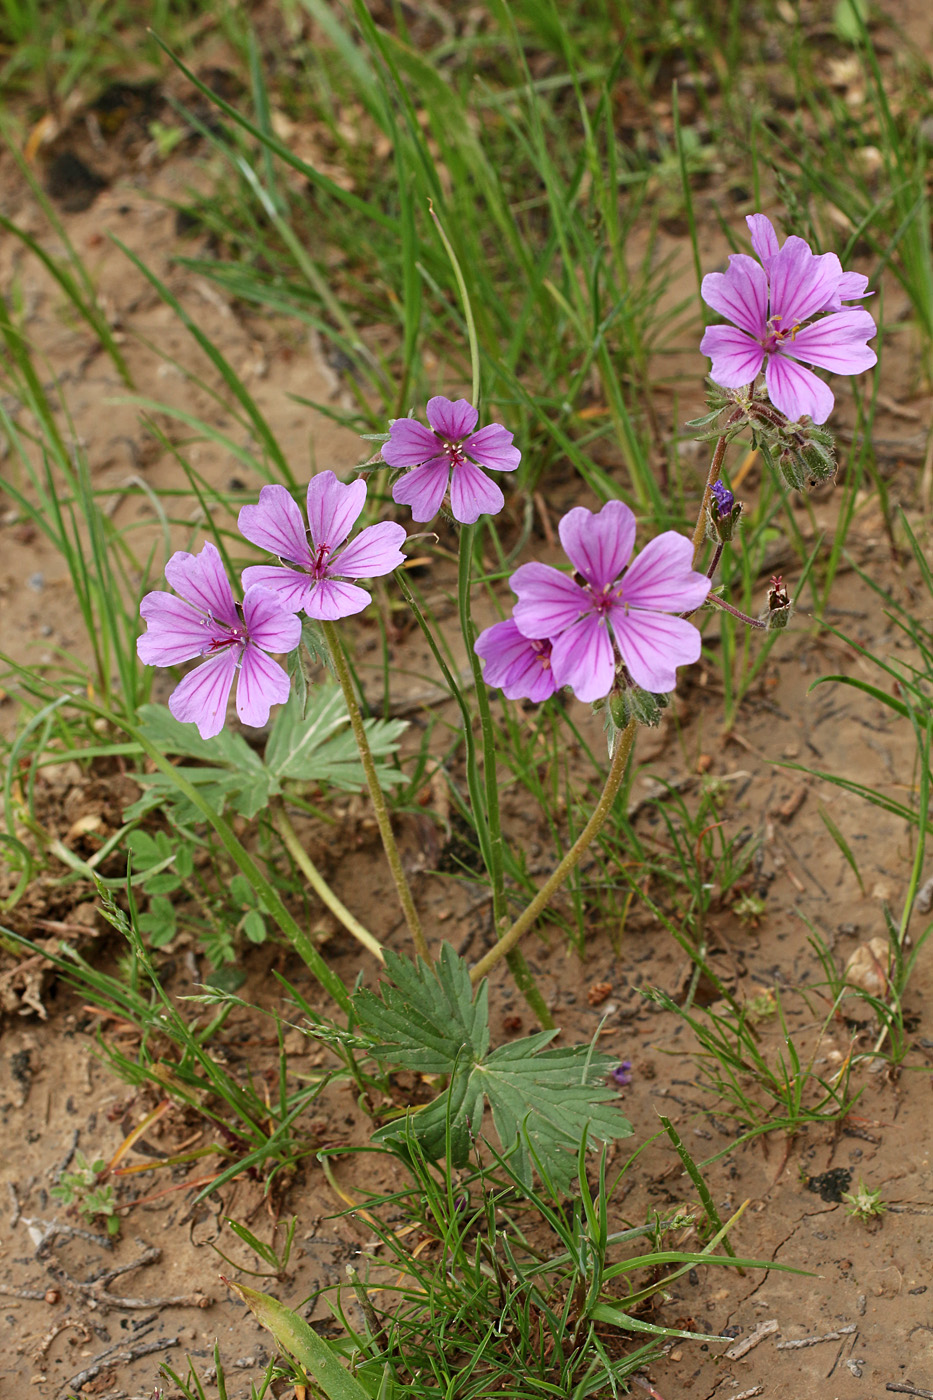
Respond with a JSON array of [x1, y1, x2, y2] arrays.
[[2, 25, 933, 1400]]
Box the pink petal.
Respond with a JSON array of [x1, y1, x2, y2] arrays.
[[701, 255, 768, 337], [621, 532, 711, 613], [550, 615, 615, 703], [238, 485, 312, 567], [164, 543, 238, 627], [425, 396, 477, 440], [241, 564, 312, 614], [783, 308, 877, 374], [610, 609, 702, 693], [334, 521, 407, 578], [765, 354, 835, 425], [392, 457, 451, 522], [475, 619, 555, 701], [382, 417, 442, 469], [448, 459, 504, 524], [138, 592, 212, 666], [769, 237, 843, 327], [558, 501, 635, 590], [236, 645, 291, 728], [242, 585, 302, 653], [511, 562, 587, 638], [168, 648, 238, 740], [462, 423, 521, 473], [303, 578, 373, 620], [699, 325, 765, 388], [306, 471, 366, 551], [822, 270, 872, 311], [746, 214, 780, 267]]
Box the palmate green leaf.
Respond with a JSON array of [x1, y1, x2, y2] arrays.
[[265, 687, 407, 792], [126, 687, 406, 822], [353, 945, 633, 1192]]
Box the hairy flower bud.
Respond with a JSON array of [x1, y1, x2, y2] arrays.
[[708, 479, 743, 542], [610, 684, 671, 729], [763, 574, 793, 630]]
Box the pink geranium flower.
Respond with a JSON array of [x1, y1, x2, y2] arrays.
[[138, 542, 300, 740], [473, 619, 556, 702], [382, 396, 520, 524], [700, 219, 877, 423], [238, 471, 406, 620], [746, 214, 872, 312], [510, 501, 710, 703]]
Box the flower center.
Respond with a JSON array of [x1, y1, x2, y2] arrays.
[[208, 623, 247, 653], [762, 313, 802, 354], [441, 439, 466, 469]]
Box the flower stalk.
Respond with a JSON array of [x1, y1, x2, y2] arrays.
[[320, 619, 429, 961], [274, 805, 385, 963]]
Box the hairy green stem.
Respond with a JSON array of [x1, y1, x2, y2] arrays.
[[321, 620, 428, 961], [274, 806, 384, 963], [470, 718, 638, 984], [691, 434, 728, 567], [706, 592, 766, 629]]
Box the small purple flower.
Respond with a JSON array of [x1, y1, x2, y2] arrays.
[[510, 501, 711, 704], [710, 480, 735, 517], [382, 396, 520, 525], [238, 471, 406, 621], [610, 1060, 633, 1088], [700, 217, 877, 424], [138, 542, 301, 740], [473, 619, 557, 702]]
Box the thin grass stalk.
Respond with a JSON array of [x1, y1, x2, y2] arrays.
[[274, 806, 384, 963]]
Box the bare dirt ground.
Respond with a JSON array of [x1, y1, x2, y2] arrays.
[[2, 24, 933, 1400]]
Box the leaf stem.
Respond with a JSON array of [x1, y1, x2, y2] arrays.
[[274, 805, 384, 963], [320, 619, 428, 961], [469, 718, 638, 984]]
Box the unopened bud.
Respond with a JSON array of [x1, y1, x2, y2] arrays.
[[610, 685, 671, 728], [708, 479, 742, 542], [763, 574, 793, 630]]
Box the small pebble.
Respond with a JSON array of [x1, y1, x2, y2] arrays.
[[27, 572, 44, 591]]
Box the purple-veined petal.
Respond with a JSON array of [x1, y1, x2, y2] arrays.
[[138, 592, 213, 666], [558, 501, 635, 591], [746, 213, 780, 268], [462, 423, 521, 473], [241, 564, 312, 614], [511, 562, 587, 639], [392, 457, 451, 522], [621, 531, 711, 613], [238, 485, 313, 567], [382, 417, 442, 468], [769, 237, 843, 327], [474, 619, 556, 701], [782, 308, 877, 374], [307, 470, 367, 551], [449, 459, 504, 524], [242, 585, 302, 654], [168, 648, 239, 740], [426, 395, 477, 441], [765, 353, 835, 424], [701, 255, 768, 337], [827, 271, 872, 311], [610, 609, 702, 694], [303, 578, 373, 620], [236, 645, 291, 728], [164, 543, 238, 627], [550, 615, 615, 703], [699, 325, 765, 387], [334, 520, 407, 578]]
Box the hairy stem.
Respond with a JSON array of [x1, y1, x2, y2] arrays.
[[706, 592, 766, 629], [470, 719, 638, 984], [691, 434, 728, 567], [321, 619, 428, 961], [274, 806, 384, 963]]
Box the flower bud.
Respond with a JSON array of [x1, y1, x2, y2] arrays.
[[763, 574, 793, 630], [610, 685, 670, 728], [708, 479, 743, 542]]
